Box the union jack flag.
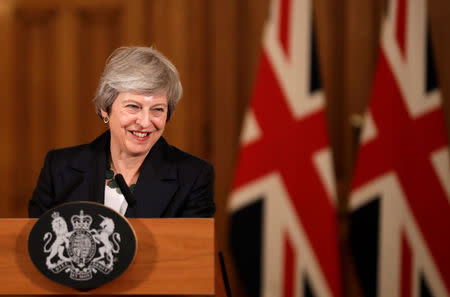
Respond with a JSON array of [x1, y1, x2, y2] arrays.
[[228, 0, 341, 297], [349, 1, 450, 297]]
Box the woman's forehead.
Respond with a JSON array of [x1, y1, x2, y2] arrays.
[[116, 91, 168, 104]]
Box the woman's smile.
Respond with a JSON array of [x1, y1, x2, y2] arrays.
[[129, 130, 151, 141]]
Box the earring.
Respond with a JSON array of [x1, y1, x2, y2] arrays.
[[103, 117, 109, 124]]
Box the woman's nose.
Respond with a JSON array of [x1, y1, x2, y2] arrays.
[[136, 111, 151, 127]]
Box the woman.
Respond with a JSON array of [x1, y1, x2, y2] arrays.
[[29, 46, 215, 218]]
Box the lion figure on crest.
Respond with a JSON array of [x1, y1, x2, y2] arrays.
[[43, 213, 72, 269], [93, 215, 121, 267]]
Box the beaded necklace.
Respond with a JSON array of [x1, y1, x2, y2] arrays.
[[105, 161, 136, 194]]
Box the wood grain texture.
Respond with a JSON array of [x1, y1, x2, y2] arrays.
[[0, 1, 16, 217], [0, 218, 214, 295]]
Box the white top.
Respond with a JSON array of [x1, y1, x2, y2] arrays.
[[104, 185, 128, 215]]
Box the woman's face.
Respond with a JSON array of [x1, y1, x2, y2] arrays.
[[101, 91, 168, 158]]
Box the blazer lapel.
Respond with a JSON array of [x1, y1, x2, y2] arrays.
[[68, 132, 108, 205], [126, 137, 179, 218]]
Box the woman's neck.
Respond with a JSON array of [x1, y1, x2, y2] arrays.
[[109, 148, 147, 186]]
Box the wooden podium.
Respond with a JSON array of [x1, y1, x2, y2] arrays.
[[0, 218, 215, 296]]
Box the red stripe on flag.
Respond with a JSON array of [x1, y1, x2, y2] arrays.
[[283, 232, 295, 297], [279, 0, 291, 58], [232, 51, 341, 297], [401, 231, 412, 297], [396, 0, 408, 58]]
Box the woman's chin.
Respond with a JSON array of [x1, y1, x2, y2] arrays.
[[117, 136, 159, 157], [128, 148, 151, 157], [121, 143, 152, 157]]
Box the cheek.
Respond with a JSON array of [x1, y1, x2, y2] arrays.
[[118, 113, 137, 127], [154, 118, 167, 130]]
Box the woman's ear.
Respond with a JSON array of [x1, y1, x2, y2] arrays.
[[100, 109, 110, 124], [100, 109, 108, 119]]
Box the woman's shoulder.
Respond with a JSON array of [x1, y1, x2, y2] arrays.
[[163, 140, 212, 170], [47, 143, 90, 158], [153, 137, 214, 181], [161, 141, 214, 194], [43, 143, 92, 169], [45, 132, 108, 167]]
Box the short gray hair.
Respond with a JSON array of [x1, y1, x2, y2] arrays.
[[93, 46, 182, 121]]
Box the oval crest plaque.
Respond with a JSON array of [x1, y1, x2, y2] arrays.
[[28, 201, 137, 290]]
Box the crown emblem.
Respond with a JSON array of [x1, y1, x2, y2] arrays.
[[71, 210, 93, 230]]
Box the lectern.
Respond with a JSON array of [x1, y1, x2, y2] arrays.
[[0, 218, 215, 296]]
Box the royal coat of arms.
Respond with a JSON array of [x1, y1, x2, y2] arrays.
[[43, 210, 121, 281]]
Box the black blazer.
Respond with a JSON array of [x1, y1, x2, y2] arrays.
[[28, 131, 215, 218]]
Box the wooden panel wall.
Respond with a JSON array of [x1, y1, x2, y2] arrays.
[[0, 1, 448, 297]]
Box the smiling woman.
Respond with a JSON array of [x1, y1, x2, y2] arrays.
[[28, 47, 216, 218]]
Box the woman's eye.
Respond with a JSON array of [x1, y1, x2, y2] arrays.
[[151, 107, 166, 116], [126, 104, 140, 109], [152, 107, 165, 113]]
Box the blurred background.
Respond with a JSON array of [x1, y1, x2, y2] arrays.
[[0, 0, 448, 297]]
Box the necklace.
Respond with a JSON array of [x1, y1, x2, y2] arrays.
[[105, 161, 136, 194]]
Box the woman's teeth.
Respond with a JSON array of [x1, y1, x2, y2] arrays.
[[132, 131, 148, 137]]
